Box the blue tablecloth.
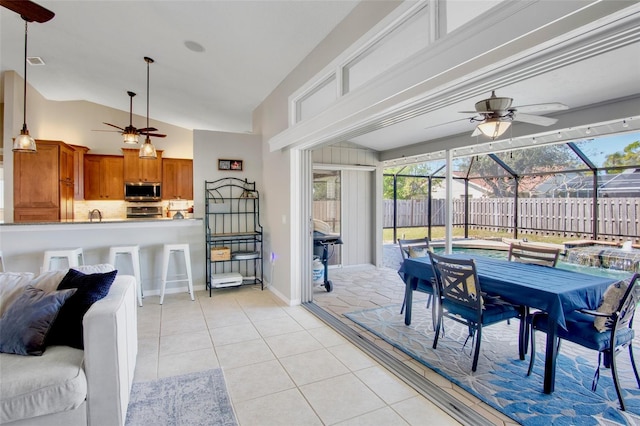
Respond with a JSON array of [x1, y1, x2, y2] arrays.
[[400, 255, 619, 329]]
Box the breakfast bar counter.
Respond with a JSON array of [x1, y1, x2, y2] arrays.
[[0, 218, 204, 297]]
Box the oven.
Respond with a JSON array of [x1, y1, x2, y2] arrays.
[[126, 205, 163, 219]]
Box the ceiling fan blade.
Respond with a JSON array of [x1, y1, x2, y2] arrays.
[[0, 0, 55, 22], [137, 127, 158, 133], [144, 133, 167, 138], [103, 122, 124, 131], [512, 102, 568, 113], [92, 129, 121, 133], [514, 113, 557, 126]]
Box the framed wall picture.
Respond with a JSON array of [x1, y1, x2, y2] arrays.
[[218, 159, 243, 171]]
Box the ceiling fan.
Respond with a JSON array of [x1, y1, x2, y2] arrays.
[[0, 0, 54, 22], [99, 91, 165, 144], [461, 90, 568, 139]]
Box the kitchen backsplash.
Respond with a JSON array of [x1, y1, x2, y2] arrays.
[[74, 200, 194, 220]]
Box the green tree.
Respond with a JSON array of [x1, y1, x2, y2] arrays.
[[383, 163, 436, 200], [461, 145, 578, 197], [603, 141, 640, 173]]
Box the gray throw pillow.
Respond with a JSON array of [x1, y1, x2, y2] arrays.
[[0, 285, 76, 356]]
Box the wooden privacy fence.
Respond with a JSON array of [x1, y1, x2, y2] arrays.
[[378, 198, 640, 239]]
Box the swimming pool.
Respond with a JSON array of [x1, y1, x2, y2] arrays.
[[432, 247, 633, 280]]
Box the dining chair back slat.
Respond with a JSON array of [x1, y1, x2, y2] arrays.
[[398, 238, 430, 260], [508, 243, 560, 267]]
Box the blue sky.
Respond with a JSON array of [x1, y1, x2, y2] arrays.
[[578, 131, 639, 166]]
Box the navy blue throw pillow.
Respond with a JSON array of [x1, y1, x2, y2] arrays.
[[0, 285, 76, 356], [47, 269, 117, 349]]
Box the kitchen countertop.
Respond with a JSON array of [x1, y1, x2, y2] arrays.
[[0, 217, 202, 227]]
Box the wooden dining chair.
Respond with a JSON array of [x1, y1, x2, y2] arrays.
[[398, 238, 434, 318], [428, 252, 521, 372], [528, 273, 640, 411], [508, 242, 561, 358]]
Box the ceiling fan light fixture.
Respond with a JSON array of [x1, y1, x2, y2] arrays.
[[139, 137, 157, 159], [476, 118, 511, 139], [13, 20, 36, 153], [123, 132, 139, 144]]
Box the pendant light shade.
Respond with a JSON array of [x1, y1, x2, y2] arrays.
[[13, 20, 36, 153], [139, 136, 157, 159], [476, 118, 511, 140], [139, 56, 157, 159]]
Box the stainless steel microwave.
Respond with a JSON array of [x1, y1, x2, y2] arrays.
[[124, 182, 161, 201]]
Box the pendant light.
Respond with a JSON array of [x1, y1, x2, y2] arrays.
[[139, 56, 157, 159], [13, 19, 37, 153]]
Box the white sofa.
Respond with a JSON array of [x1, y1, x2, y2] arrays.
[[0, 270, 138, 425]]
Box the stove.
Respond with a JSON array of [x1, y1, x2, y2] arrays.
[[126, 205, 163, 219]]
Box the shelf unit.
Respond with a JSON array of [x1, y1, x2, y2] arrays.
[[205, 178, 263, 295]]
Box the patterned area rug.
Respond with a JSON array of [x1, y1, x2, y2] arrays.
[[345, 303, 640, 426], [126, 369, 237, 426]]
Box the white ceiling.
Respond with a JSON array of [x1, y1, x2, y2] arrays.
[[1, 1, 639, 156], [0, 0, 360, 133]]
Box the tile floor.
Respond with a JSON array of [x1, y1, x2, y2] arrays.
[[134, 285, 462, 426], [312, 262, 518, 426]]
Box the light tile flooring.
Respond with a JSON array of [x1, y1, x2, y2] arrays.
[[135, 285, 462, 426], [313, 265, 516, 426]]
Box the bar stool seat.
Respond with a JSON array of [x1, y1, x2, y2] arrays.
[[160, 244, 194, 304], [42, 248, 84, 272], [109, 245, 143, 307]]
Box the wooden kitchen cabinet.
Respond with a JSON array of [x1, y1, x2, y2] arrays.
[[14, 140, 76, 222], [162, 158, 193, 200], [84, 155, 124, 200], [122, 148, 163, 182], [70, 145, 90, 200]]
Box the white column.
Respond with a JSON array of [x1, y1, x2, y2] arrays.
[[445, 149, 453, 254]]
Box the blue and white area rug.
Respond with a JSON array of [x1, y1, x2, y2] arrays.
[[126, 368, 237, 426], [345, 303, 640, 425]]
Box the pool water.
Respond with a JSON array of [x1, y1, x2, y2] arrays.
[[432, 247, 633, 280]]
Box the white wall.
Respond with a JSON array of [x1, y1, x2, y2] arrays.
[[254, 2, 401, 304]]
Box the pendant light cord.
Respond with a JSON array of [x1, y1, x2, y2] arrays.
[[22, 20, 28, 132], [146, 59, 149, 137]]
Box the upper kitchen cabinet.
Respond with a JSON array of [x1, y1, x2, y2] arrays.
[[84, 155, 124, 200], [14, 140, 75, 222], [122, 148, 163, 182], [162, 158, 193, 200], [69, 145, 90, 200]]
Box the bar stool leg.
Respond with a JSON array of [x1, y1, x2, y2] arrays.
[[160, 245, 170, 305], [131, 249, 143, 306], [183, 247, 194, 301], [109, 246, 143, 307]]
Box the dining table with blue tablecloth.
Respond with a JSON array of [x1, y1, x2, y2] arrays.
[[399, 254, 620, 394]]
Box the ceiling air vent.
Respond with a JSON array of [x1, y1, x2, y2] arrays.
[[27, 56, 45, 66]]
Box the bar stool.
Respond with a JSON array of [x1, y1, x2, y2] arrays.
[[42, 248, 84, 272], [109, 245, 143, 307], [0, 250, 5, 272], [160, 244, 194, 304]]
